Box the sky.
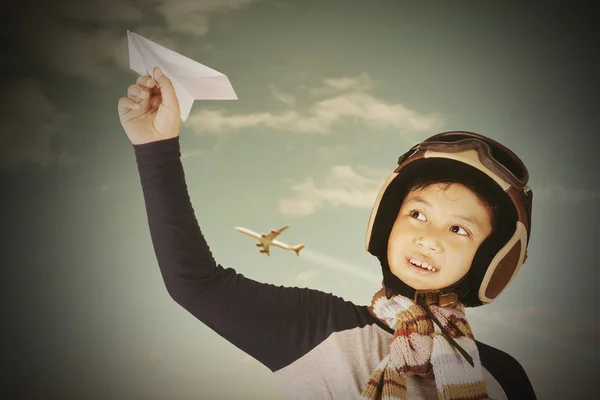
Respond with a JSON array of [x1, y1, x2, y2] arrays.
[[1, 1, 598, 399]]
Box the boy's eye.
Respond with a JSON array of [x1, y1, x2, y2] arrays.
[[410, 210, 426, 221], [450, 226, 469, 236]]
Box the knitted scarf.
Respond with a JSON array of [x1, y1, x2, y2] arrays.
[[361, 288, 489, 400]]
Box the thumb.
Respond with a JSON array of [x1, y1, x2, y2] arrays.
[[153, 67, 180, 115]]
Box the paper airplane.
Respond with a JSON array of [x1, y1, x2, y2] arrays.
[[127, 30, 237, 121]]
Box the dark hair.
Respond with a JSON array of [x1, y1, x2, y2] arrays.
[[406, 175, 501, 232]]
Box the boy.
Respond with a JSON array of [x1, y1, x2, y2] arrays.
[[118, 68, 536, 399]]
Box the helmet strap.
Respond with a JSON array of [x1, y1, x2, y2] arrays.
[[378, 255, 471, 307]]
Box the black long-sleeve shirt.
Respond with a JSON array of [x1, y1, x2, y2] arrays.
[[133, 136, 536, 399]]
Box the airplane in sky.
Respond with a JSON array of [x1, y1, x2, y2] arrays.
[[235, 225, 305, 256]]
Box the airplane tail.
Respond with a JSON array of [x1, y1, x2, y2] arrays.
[[292, 244, 305, 256]]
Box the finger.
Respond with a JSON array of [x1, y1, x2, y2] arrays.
[[152, 67, 180, 114], [150, 94, 162, 109], [136, 74, 156, 89], [127, 84, 150, 102], [118, 97, 140, 117]]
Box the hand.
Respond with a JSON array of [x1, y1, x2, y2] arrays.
[[118, 67, 181, 145]]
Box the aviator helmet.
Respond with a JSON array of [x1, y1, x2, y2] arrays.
[[365, 131, 533, 307]]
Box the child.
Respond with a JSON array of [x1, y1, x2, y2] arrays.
[[118, 68, 536, 399]]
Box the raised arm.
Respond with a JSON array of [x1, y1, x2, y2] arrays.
[[119, 69, 367, 372]]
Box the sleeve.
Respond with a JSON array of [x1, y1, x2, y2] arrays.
[[476, 341, 537, 399], [133, 137, 362, 372]]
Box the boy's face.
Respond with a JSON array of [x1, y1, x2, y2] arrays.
[[387, 183, 493, 290]]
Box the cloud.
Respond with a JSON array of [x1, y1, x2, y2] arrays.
[[533, 183, 600, 203], [296, 269, 322, 282], [268, 84, 297, 106], [307, 73, 375, 96], [314, 144, 352, 160], [279, 165, 387, 216], [6, 0, 260, 82], [61, 0, 144, 23], [36, 28, 130, 83], [189, 74, 444, 134], [5, 0, 138, 80], [154, 0, 261, 37], [0, 78, 75, 170]]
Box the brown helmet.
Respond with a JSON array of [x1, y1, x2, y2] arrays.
[[365, 131, 533, 307]]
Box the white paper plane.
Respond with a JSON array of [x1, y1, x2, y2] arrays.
[[127, 30, 237, 121], [235, 225, 305, 256]]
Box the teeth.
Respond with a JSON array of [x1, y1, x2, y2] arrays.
[[410, 259, 437, 272]]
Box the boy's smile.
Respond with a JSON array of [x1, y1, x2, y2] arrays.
[[406, 255, 438, 274], [387, 182, 493, 290]]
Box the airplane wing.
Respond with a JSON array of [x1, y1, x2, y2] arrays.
[[262, 231, 278, 242], [261, 225, 289, 242], [127, 30, 237, 121]]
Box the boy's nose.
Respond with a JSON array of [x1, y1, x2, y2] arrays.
[[415, 235, 441, 252]]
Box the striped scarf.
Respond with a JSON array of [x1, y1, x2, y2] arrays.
[[362, 288, 489, 400]]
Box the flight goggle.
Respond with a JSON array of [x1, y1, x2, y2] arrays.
[[397, 131, 529, 191]]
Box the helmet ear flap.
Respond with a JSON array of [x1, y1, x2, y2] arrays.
[[478, 222, 528, 303], [462, 190, 520, 307], [461, 231, 498, 306]]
